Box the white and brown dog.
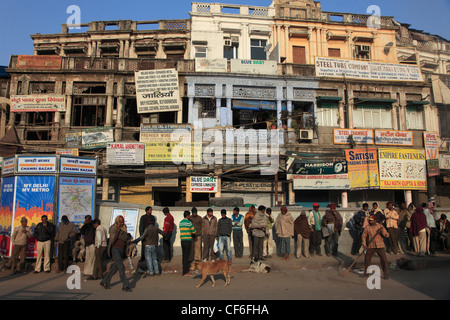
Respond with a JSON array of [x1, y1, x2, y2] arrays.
[[191, 260, 231, 288]]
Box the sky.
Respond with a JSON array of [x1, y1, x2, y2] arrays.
[[0, 0, 449, 66]]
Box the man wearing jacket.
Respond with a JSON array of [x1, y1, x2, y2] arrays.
[[54, 215, 77, 273], [202, 208, 218, 262], [33, 215, 56, 273], [217, 209, 233, 262]]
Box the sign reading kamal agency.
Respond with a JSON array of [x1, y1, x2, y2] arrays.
[[135, 69, 182, 114]]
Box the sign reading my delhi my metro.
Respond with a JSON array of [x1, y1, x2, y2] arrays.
[[315, 57, 424, 82]]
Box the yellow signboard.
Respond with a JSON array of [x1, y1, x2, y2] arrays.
[[144, 142, 201, 163]]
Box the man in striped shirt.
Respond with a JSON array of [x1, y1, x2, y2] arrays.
[[362, 213, 390, 279], [180, 211, 196, 276]]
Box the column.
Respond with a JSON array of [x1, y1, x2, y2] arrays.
[[186, 177, 193, 203], [227, 98, 232, 127], [64, 81, 73, 127], [288, 181, 295, 205], [188, 97, 194, 125], [105, 95, 113, 127], [341, 192, 348, 208], [115, 80, 124, 142], [102, 178, 109, 201], [284, 25, 290, 62], [404, 190, 412, 206], [287, 100, 293, 129], [277, 100, 282, 128]]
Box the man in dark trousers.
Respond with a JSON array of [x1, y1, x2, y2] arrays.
[[162, 207, 174, 262], [34, 215, 55, 273], [139, 206, 156, 262], [81, 215, 96, 276], [362, 213, 390, 279]]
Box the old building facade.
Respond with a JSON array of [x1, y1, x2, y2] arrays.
[[3, 0, 448, 208]]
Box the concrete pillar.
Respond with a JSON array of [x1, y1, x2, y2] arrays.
[[287, 100, 293, 128], [289, 180, 295, 205], [186, 177, 192, 203], [405, 190, 413, 206], [105, 95, 113, 126], [102, 178, 109, 201], [341, 191, 348, 208]]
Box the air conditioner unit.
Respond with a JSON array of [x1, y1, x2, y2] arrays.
[[299, 129, 314, 140], [224, 39, 232, 46]]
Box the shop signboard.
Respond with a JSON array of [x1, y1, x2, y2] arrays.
[[334, 129, 374, 145], [375, 130, 413, 146], [190, 176, 218, 193], [345, 148, 380, 190]]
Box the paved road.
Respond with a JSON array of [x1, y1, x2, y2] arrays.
[[1, 254, 449, 301]]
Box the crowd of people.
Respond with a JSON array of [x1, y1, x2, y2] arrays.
[[7, 202, 450, 291]]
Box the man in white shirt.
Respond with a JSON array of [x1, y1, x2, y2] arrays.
[[89, 219, 108, 280]]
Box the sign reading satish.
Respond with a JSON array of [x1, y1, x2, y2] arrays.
[[315, 57, 424, 82], [135, 69, 182, 114]]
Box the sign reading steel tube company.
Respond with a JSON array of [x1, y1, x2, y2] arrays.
[[315, 57, 424, 82], [135, 69, 182, 114]]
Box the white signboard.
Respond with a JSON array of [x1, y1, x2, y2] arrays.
[[195, 58, 227, 73], [230, 59, 277, 75], [135, 69, 182, 114], [10, 95, 66, 112], [423, 132, 439, 160], [59, 157, 97, 175], [140, 124, 191, 143], [1, 157, 15, 175], [440, 154, 450, 170], [375, 130, 413, 146], [107, 143, 145, 166], [16, 156, 57, 173], [334, 129, 374, 145], [292, 174, 350, 190], [315, 57, 424, 82], [190, 176, 218, 193]]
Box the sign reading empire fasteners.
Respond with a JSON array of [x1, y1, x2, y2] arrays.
[[135, 69, 182, 114], [315, 57, 424, 82]]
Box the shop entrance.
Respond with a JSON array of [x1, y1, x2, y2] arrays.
[[153, 188, 182, 207]]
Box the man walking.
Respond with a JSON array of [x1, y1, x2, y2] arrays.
[[179, 211, 196, 276], [162, 207, 174, 262], [202, 208, 218, 262], [11, 217, 33, 275], [33, 215, 55, 273], [231, 207, 244, 258], [217, 209, 233, 262], [189, 207, 203, 262], [54, 215, 77, 273], [89, 219, 107, 280], [362, 213, 390, 279]]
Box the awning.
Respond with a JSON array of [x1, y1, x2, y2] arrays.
[[232, 100, 286, 111], [406, 100, 430, 105], [354, 98, 397, 104], [317, 96, 343, 102]]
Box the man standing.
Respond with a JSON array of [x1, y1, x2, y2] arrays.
[[436, 214, 450, 252], [275, 206, 294, 259], [33, 215, 55, 273], [308, 203, 323, 257], [423, 203, 437, 255], [139, 206, 156, 262], [244, 205, 256, 258], [80, 215, 96, 276], [11, 217, 33, 275], [384, 201, 400, 255], [352, 203, 370, 255], [323, 203, 343, 257], [162, 207, 174, 262], [202, 208, 218, 262], [250, 205, 267, 262], [294, 211, 311, 258], [180, 211, 196, 276], [231, 207, 244, 258], [54, 215, 77, 273], [264, 208, 276, 259], [189, 207, 203, 262], [217, 209, 233, 262], [90, 219, 107, 280], [362, 214, 390, 279]]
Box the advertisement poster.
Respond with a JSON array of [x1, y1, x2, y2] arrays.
[[190, 176, 218, 193], [195, 58, 228, 73], [13, 176, 55, 258], [107, 143, 145, 166], [81, 127, 114, 149], [145, 142, 202, 163], [315, 57, 424, 82], [0, 177, 15, 256], [58, 176, 95, 226], [140, 124, 192, 143], [375, 130, 413, 146], [345, 148, 380, 190], [334, 129, 374, 145], [424, 132, 440, 177], [135, 69, 182, 114], [378, 148, 427, 190], [111, 208, 139, 239], [2, 157, 15, 176], [10, 95, 66, 112], [292, 174, 350, 190]]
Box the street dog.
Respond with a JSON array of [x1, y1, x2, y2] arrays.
[[191, 260, 231, 288]]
